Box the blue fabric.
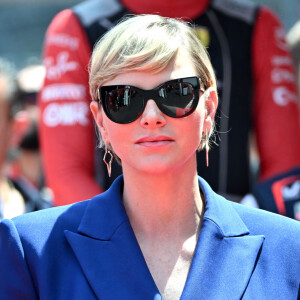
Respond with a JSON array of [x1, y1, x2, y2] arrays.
[[0, 176, 300, 299]]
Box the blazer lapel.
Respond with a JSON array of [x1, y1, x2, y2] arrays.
[[65, 176, 264, 300], [181, 178, 265, 300], [64, 177, 161, 300]]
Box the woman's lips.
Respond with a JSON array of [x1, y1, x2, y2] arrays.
[[135, 136, 174, 147]]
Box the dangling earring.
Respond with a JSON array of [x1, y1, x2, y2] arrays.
[[103, 146, 114, 177], [205, 129, 210, 167]]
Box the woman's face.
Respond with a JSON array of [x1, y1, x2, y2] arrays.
[[91, 49, 214, 175]]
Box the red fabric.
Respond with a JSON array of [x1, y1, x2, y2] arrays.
[[120, 0, 209, 19], [252, 7, 300, 181], [38, 10, 103, 206]]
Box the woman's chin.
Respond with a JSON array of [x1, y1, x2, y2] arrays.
[[123, 156, 188, 176]]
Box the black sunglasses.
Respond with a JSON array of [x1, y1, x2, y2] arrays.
[[97, 76, 203, 124]]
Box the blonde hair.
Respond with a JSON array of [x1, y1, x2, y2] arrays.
[[89, 14, 217, 152]]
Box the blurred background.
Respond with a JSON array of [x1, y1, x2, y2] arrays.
[[0, 0, 299, 71], [0, 0, 81, 70]]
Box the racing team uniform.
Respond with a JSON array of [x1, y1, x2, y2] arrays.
[[39, 0, 300, 219]]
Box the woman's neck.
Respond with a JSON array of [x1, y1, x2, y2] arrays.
[[122, 161, 203, 239], [120, 0, 210, 20]]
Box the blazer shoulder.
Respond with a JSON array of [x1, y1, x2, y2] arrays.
[[2, 199, 90, 245], [231, 201, 300, 240]]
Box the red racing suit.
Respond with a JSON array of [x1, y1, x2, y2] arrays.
[[39, 0, 300, 219]]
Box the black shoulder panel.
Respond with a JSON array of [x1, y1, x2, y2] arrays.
[[72, 0, 129, 48], [211, 0, 259, 24]]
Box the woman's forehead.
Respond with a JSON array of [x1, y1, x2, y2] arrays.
[[102, 48, 197, 88]]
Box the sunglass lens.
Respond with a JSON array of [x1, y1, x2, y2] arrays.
[[104, 88, 144, 123], [158, 82, 195, 117]]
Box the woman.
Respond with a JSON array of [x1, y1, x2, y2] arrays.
[[0, 15, 300, 300]]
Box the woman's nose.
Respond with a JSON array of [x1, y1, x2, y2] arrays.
[[140, 99, 166, 128]]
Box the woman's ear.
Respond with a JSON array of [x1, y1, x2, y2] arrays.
[[90, 101, 101, 123], [90, 101, 109, 143], [203, 87, 218, 132]]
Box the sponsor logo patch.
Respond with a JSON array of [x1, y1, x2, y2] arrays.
[[271, 68, 295, 84], [44, 52, 79, 80], [41, 84, 86, 102], [274, 27, 289, 52], [43, 102, 89, 127], [283, 180, 300, 201], [272, 176, 300, 217], [271, 56, 293, 67], [46, 34, 79, 50], [273, 87, 298, 106]]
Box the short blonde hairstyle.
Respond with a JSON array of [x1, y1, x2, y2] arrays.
[[89, 14, 217, 152], [90, 14, 216, 100]]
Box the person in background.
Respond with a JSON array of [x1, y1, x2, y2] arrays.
[[0, 58, 26, 219], [1, 15, 300, 299], [39, 0, 300, 220], [12, 64, 53, 212], [0, 62, 52, 220], [8, 115, 53, 213]]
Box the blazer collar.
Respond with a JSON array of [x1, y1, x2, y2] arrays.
[[198, 176, 249, 237], [65, 176, 161, 299], [65, 176, 264, 300], [77, 176, 128, 240], [75, 176, 249, 239], [180, 177, 265, 299]]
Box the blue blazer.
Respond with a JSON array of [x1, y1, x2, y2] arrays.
[[1, 176, 300, 299]]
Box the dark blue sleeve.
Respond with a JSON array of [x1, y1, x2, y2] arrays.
[[0, 219, 38, 299]]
